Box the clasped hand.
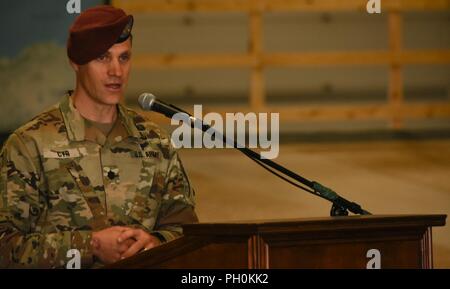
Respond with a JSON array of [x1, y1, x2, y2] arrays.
[[91, 226, 161, 264]]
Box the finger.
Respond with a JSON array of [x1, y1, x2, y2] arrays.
[[144, 239, 158, 250], [125, 238, 135, 247], [118, 239, 136, 254], [112, 226, 132, 233], [121, 240, 145, 259], [118, 244, 129, 254], [121, 239, 146, 259], [117, 229, 139, 243]]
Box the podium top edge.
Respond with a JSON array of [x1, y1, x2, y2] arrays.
[[192, 214, 447, 225], [182, 214, 447, 235]]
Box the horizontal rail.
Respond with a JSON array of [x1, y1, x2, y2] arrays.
[[132, 50, 450, 69], [113, 0, 450, 13]]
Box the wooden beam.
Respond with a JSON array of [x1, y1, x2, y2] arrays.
[[266, 51, 450, 66], [265, 0, 450, 12], [132, 53, 254, 69], [112, 0, 450, 13], [131, 102, 450, 123], [397, 102, 450, 119], [264, 51, 392, 66], [249, 9, 265, 109], [400, 50, 450, 64], [267, 104, 391, 121], [131, 50, 450, 69], [268, 102, 450, 121], [386, 0, 450, 11], [112, 0, 253, 13], [388, 11, 404, 129]]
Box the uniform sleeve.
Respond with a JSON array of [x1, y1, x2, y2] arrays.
[[152, 148, 199, 243], [0, 133, 94, 268]]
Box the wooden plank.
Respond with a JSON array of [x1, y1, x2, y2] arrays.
[[112, 0, 253, 12], [250, 65, 265, 108], [264, 103, 450, 121], [131, 50, 450, 69], [386, 0, 450, 11], [112, 0, 450, 13], [388, 11, 404, 129], [264, 51, 392, 66], [400, 50, 450, 65], [265, 0, 368, 12], [265, 51, 450, 66], [394, 102, 450, 119], [132, 53, 254, 69], [265, 0, 450, 12], [131, 102, 450, 123], [268, 104, 391, 121], [249, 10, 265, 109]]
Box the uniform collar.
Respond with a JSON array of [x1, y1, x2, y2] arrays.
[[59, 93, 142, 143]]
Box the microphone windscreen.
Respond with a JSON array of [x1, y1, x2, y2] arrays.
[[138, 93, 156, 110]]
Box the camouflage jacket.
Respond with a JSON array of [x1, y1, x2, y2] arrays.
[[0, 94, 198, 268]]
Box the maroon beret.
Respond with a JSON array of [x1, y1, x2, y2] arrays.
[[67, 5, 133, 65]]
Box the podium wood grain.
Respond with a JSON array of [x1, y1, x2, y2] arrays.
[[106, 215, 446, 269]]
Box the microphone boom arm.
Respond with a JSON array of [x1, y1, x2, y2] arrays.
[[187, 108, 371, 216], [141, 95, 371, 216]]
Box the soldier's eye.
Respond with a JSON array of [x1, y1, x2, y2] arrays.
[[119, 53, 130, 62], [97, 54, 108, 62]]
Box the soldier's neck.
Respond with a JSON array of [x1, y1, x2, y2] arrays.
[[71, 89, 118, 124]]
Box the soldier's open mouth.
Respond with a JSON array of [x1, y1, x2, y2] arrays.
[[105, 83, 122, 91]]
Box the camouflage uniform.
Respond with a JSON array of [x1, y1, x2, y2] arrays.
[[0, 93, 198, 268]]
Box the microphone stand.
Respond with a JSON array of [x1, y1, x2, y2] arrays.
[[161, 101, 371, 216]]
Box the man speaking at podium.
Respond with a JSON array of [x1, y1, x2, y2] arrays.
[[0, 5, 198, 268]]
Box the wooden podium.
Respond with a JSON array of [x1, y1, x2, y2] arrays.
[[107, 215, 446, 269]]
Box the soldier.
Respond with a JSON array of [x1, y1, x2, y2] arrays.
[[0, 5, 198, 268]]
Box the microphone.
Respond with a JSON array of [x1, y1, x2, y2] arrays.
[[138, 93, 206, 132], [138, 93, 181, 119]]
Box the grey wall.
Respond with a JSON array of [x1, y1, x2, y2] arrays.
[[0, 0, 104, 58], [0, 0, 104, 133]]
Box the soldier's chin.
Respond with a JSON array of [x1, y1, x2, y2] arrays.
[[102, 91, 123, 104]]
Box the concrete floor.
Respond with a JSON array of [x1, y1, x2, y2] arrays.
[[178, 139, 450, 268]]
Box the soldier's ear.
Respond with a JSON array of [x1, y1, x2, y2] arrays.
[[69, 60, 79, 72]]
